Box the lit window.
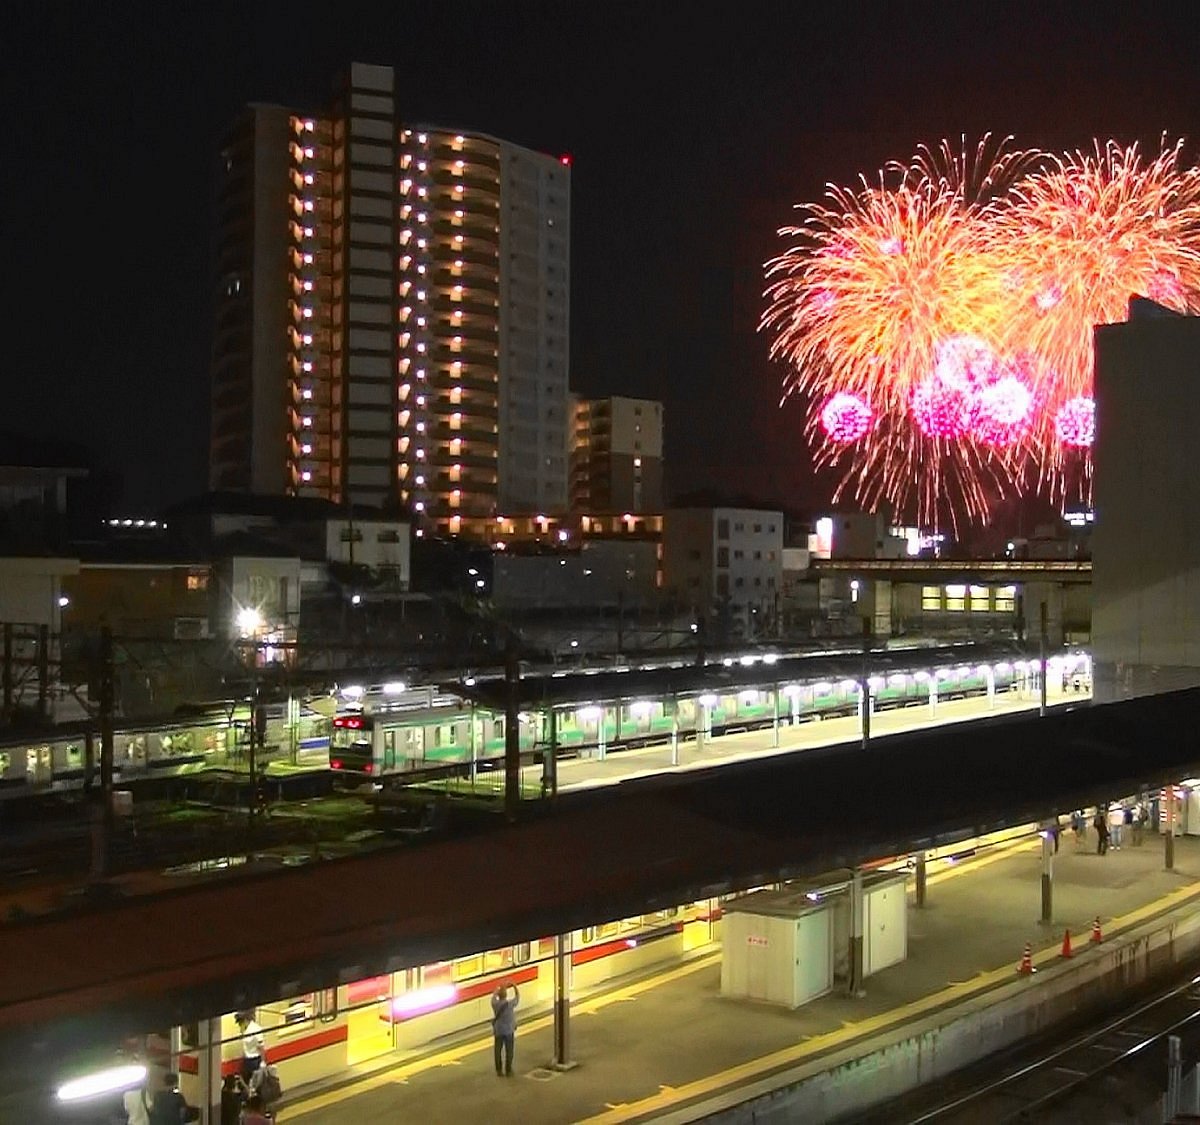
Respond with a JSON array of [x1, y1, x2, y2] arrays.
[[303, 200, 314, 212], [416, 448, 425, 460], [416, 394, 426, 406], [301, 388, 313, 400], [944, 584, 966, 612], [633, 457, 641, 467], [303, 147, 314, 158], [303, 227, 313, 237], [416, 342, 426, 352], [450, 412, 462, 430], [302, 307, 313, 319], [450, 463, 461, 482], [301, 417, 313, 428], [416, 317, 426, 327], [921, 586, 941, 611], [454, 160, 464, 172], [301, 470, 312, 482], [304, 120, 315, 132], [969, 585, 989, 612], [451, 285, 463, 298], [417, 187, 427, 198], [418, 135, 427, 145], [303, 173, 314, 185], [415, 474, 425, 485], [416, 421, 425, 432], [301, 443, 312, 454], [415, 501, 425, 511], [303, 253, 313, 264], [450, 386, 462, 404], [302, 361, 313, 372], [453, 210, 464, 219], [417, 264, 426, 274], [416, 289, 426, 300], [302, 281, 313, 291], [302, 334, 313, 345]]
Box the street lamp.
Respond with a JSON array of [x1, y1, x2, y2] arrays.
[[236, 606, 262, 637], [350, 593, 362, 606]]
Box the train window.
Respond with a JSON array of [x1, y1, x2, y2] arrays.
[[944, 584, 966, 612], [493, 719, 503, 740], [969, 585, 989, 612], [581, 926, 595, 943], [66, 744, 82, 765], [921, 586, 941, 610], [315, 988, 338, 1023], [514, 942, 531, 965], [995, 585, 1016, 612], [454, 954, 483, 980], [283, 997, 312, 1026], [0, 752, 9, 773]]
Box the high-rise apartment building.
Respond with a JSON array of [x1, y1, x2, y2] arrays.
[[210, 63, 571, 532], [571, 396, 663, 512]]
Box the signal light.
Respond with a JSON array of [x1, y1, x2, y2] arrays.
[[331, 759, 342, 770]]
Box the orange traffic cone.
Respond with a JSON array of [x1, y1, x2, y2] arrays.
[[1091, 915, 1103, 944], [1061, 929, 1074, 958], [1016, 941, 1036, 974]]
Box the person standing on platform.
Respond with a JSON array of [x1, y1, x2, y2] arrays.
[[122, 1075, 153, 1125], [1124, 804, 1136, 847], [235, 1010, 266, 1082], [1109, 803, 1124, 850], [1094, 809, 1110, 855], [491, 982, 521, 1077], [1072, 810, 1086, 849]]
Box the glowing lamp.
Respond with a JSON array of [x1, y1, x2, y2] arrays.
[[57, 1064, 147, 1103]]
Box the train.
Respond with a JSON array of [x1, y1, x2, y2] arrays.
[[0, 701, 332, 799], [170, 896, 723, 1100], [328, 654, 1089, 783], [0, 648, 1091, 799]]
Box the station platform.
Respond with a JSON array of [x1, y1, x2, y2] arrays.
[[281, 823, 1200, 1124], [492, 682, 1085, 797]]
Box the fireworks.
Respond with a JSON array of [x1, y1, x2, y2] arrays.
[[820, 393, 874, 442], [764, 137, 1200, 527]]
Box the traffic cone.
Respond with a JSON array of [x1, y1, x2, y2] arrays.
[[1016, 941, 1036, 974], [1091, 915, 1103, 944], [1061, 929, 1073, 958]]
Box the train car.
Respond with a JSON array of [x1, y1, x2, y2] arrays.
[[173, 898, 722, 1102], [0, 701, 332, 799]]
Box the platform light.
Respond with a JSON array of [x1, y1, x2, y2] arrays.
[[698, 693, 719, 707], [570, 639, 579, 648], [463, 676, 476, 687], [763, 653, 779, 665], [995, 662, 1011, 673], [781, 683, 801, 697], [739, 689, 758, 704], [577, 706, 602, 721], [57, 1063, 147, 1103], [350, 594, 362, 606], [58, 595, 70, 608], [341, 685, 365, 700], [867, 676, 885, 690], [914, 670, 931, 682], [739, 655, 756, 667], [383, 681, 407, 695], [839, 679, 857, 693], [630, 700, 653, 717], [888, 673, 906, 685], [721, 658, 733, 668], [812, 682, 832, 694]]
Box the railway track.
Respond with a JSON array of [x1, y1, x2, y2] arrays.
[[892, 968, 1200, 1123]]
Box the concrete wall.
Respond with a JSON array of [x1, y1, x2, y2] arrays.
[[1093, 313, 1200, 701], [686, 897, 1200, 1125]]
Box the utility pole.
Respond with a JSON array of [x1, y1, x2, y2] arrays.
[[860, 616, 872, 750], [91, 625, 115, 880], [2, 622, 11, 719], [504, 636, 521, 822], [1039, 601, 1048, 718]]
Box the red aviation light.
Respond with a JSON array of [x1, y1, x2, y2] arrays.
[[333, 716, 363, 729], [559, 153, 573, 166], [331, 759, 343, 770]]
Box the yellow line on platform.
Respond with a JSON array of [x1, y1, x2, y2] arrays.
[[577, 874, 1200, 1125], [285, 954, 720, 1119]]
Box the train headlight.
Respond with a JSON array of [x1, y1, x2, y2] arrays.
[[57, 1063, 147, 1102]]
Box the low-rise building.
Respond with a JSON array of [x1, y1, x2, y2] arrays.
[[570, 395, 664, 513], [663, 507, 784, 631]]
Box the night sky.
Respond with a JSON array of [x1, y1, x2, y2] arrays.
[[8, 2, 1200, 524]]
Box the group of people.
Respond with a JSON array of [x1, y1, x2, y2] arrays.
[[1070, 803, 1151, 854], [120, 1011, 279, 1125]]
